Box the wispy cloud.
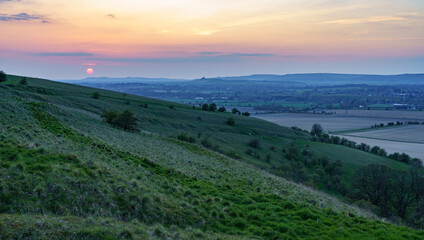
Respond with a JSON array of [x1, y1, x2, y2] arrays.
[[0, 0, 20, 3], [198, 52, 222, 55], [87, 52, 277, 63], [321, 15, 407, 25], [193, 29, 219, 36], [0, 12, 49, 22], [106, 14, 115, 19], [31, 52, 94, 57]]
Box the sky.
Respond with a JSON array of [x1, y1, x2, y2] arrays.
[[0, 0, 423, 79]]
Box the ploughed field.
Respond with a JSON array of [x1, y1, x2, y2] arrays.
[[254, 113, 403, 132]]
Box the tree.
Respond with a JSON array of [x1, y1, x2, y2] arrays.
[[377, 148, 387, 157], [0, 71, 7, 82], [19, 77, 28, 85], [391, 171, 415, 218], [232, 108, 239, 114], [370, 146, 381, 154], [311, 124, 323, 137], [91, 92, 100, 99], [101, 110, 138, 131], [114, 110, 138, 131], [242, 111, 250, 117], [218, 106, 226, 112], [209, 103, 217, 111], [351, 164, 391, 211], [226, 117, 235, 126], [202, 104, 209, 111]]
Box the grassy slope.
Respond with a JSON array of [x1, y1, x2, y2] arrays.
[[0, 75, 421, 239]]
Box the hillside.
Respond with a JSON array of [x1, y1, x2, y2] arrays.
[[0, 75, 423, 239]]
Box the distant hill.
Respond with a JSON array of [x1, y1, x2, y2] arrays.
[[60, 73, 424, 86], [219, 73, 424, 85]]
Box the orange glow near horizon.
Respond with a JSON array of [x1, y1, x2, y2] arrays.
[[0, 0, 423, 78]]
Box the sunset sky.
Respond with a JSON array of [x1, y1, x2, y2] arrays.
[[1, 0, 423, 79]]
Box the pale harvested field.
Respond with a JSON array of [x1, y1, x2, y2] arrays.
[[343, 125, 424, 144], [328, 109, 424, 120], [333, 135, 424, 160], [254, 113, 402, 132]]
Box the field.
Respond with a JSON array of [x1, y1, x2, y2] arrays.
[[256, 111, 424, 160], [334, 135, 424, 160], [342, 125, 424, 144], [329, 110, 424, 120], [254, 113, 402, 132], [332, 125, 424, 160]]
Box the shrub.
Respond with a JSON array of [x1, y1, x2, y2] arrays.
[[101, 110, 138, 131], [19, 77, 28, 85], [265, 154, 271, 163], [91, 92, 100, 99], [248, 139, 260, 148], [201, 138, 212, 148], [169, 105, 175, 109], [218, 106, 226, 112], [0, 71, 6, 82], [226, 117, 235, 126], [176, 133, 196, 143], [232, 108, 239, 114], [101, 110, 118, 124], [242, 111, 250, 117]]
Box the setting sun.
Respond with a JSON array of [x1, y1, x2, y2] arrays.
[[86, 68, 94, 75]]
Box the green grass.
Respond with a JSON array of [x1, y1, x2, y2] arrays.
[[0, 75, 422, 239]]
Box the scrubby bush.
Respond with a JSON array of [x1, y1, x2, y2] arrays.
[[101, 110, 118, 124], [242, 111, 250, 117], [19, 77, 28, 85], [0, 71, 6, 82], [226, 117, 235, 126], [209, 103, 217, 111], [177, 133, 196, 143], [91, 92, 100, 99], [201, 138, 212, 149], [218, 106, 226, 112], [101, 110, 138, 131], [232, 108, 240, 114], [248, 139, 260, 148], [201, 104, 209, 111]]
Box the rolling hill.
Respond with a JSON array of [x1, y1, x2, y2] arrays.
[[62, 73, 424, 86], [0, 74, 423, 239]]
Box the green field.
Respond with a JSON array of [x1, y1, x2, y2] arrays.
[[0, 75, 422, 239]]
